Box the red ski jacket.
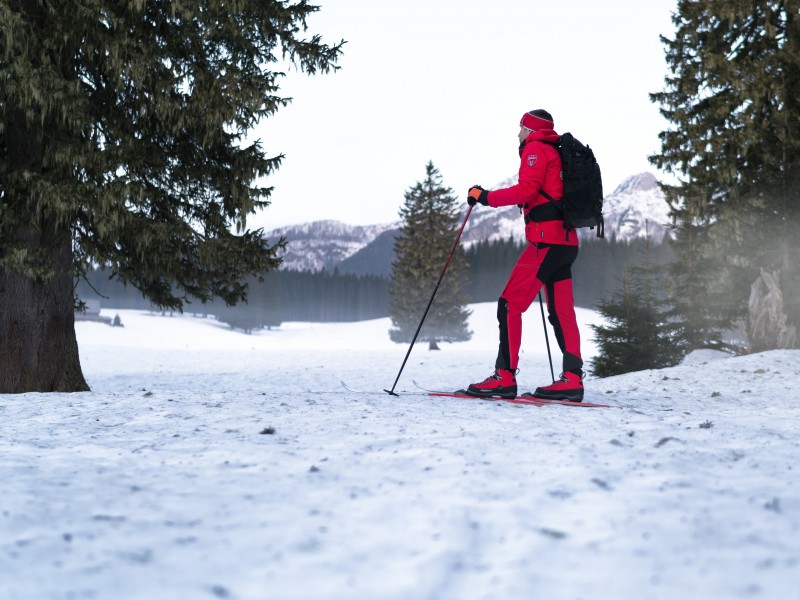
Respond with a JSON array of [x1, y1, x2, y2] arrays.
[[487, 129, 578, 246]]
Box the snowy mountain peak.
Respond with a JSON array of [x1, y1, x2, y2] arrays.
[[265, 219, 399, 272], [265, 219, 396, 243], [603, 172, 670, 242], [264, 172, 671, 272], [612, 172, 659, 195], [462, 171, 671, 247]]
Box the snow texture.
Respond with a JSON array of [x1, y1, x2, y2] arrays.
[[2, 305, 799, 600]]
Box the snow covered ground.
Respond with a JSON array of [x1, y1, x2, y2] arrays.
[[2, 304, 799, 600]]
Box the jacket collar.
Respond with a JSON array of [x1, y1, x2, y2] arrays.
[[519, 128, 560, 154]]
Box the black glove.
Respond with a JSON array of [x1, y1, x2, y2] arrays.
[[467, 185, 489, 206]]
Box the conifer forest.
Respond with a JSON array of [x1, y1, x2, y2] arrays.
[[76, 236, 673, 332]]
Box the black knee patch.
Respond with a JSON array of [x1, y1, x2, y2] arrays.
[[495, 298, 511, 370], [497, 297, 508, 321]]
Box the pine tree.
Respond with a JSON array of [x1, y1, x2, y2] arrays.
[[389, 162, 471, 346], [590, 240, 683, 377], [649, 0, 800, 351], [463, 237, 524, 303], [0, 1, 342, 392]]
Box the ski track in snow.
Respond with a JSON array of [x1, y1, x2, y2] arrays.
[[1, 308, 799, 600]]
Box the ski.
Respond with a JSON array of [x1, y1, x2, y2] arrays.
[[517, 394, 611, 408], [412, 379, 449, 394], [428, 391, 611, 408], [343, 381, 611, 408], [427, 391, 547, 407], [340, 380, 364, 393]]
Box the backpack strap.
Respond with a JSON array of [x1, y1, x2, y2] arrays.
[[531, 138, 566, 220], [528, 190, 571, 240], [538, 189, 563, 209], [523, 196, 563, 224], [523, 189, 564, 222], [523, 138, 570, 239]]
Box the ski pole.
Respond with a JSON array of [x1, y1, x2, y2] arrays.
[[538, 290, 555, 382], [385, 205, 473, 396]]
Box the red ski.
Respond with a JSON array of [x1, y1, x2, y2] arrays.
[[426, 390, 611, 408]]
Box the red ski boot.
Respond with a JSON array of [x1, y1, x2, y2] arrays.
[[465, 369, 518, 399], [531, 371, 584, 402]]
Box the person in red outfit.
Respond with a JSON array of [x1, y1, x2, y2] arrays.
[[464, 109, 585, 402]]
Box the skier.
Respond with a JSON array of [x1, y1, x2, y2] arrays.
[[464, 109, 584, 402]]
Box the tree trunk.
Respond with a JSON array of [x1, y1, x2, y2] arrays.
[[0, 220, 89, 393], [747, 269, 797, 354], [1, 44, 89, 393]]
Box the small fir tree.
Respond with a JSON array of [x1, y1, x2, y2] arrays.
[[389, 162, 471, 347], [590, 240, 683, 377]]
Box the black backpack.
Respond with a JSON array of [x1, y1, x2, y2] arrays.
[[539, 133, 605, 238]]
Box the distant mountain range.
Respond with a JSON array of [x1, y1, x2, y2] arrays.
[[264, 172, 671, 276]]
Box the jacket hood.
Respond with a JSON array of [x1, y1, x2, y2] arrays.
[[519, 128, 560, 154]]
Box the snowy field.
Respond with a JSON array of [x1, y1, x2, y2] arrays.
[[2, 303, 799, 600]]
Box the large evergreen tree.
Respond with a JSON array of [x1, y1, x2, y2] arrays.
[[649, 0, 800, 351], [389, 162, 471, 346], [0, 1, 342, 392]]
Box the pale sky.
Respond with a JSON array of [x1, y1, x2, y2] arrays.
[[248, 0, 678, 230]]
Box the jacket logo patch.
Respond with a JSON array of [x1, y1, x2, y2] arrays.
[[528, 154, 538, 167]]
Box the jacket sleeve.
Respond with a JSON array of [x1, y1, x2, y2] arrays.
[[487, 143, 547, 208]]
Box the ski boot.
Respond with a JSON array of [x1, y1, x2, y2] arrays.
[[464, 369, 518, 399], [530, 370, 584, 402]]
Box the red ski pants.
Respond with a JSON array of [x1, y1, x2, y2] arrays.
[[495, 243, 583, 374]]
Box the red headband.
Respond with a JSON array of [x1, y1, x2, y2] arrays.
[[520, 112, 554, 131]]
